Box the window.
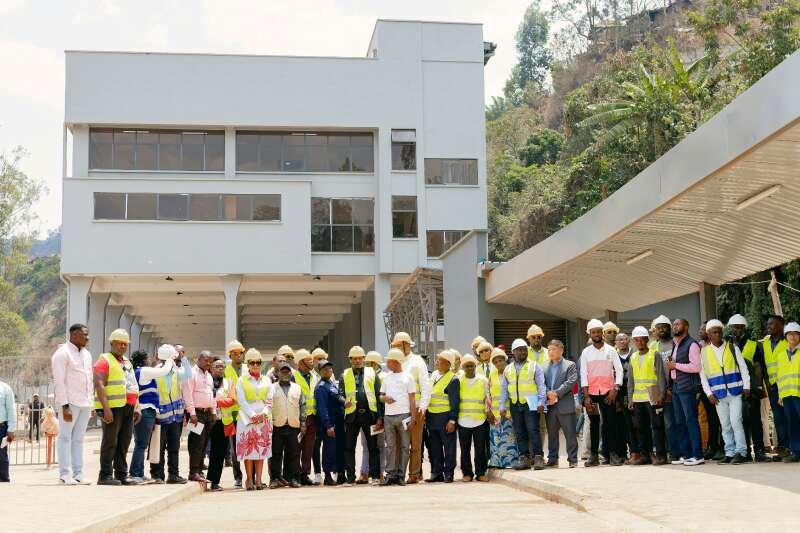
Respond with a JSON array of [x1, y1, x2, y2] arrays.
[[89, 128, 225, 171], [93, 193, 280, 222], [424, 158, 478, 185], [391, 130, 416, 171], [392, 196, 417, 238], [426, 230, 469, 257], [311, 197, 375, 253], [236, 132, 374, 173]]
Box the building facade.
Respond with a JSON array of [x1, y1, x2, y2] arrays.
[[61, 20, 490, 366]]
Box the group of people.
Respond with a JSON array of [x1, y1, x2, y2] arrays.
[[1, 311, 799, 487]]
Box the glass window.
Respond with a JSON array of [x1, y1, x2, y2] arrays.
[[391, 130, 416, 171], [113, 131, 136, 170], [426, 230, 468, 257], [424, 158, 478, 185], [392, 196, 417, 238], [235, 131, 374, 173], [126, 193, 157, 220], [158, 194, 189, 220], [94, 193, 125, 220], [158, 133, 181, 171], [181, 133, 205, 171], [205, 132, 225, 171], [189, 194, 220, 221], [259, 135, 282, 171], [136, 132, 158, 170], [311, 197, 374, 253], [236, 133, 260, 172], [89, 129, 114, 169], [253, 195, 281, 221], [223, 194, 252, 221], [305, 134, 327, 172]]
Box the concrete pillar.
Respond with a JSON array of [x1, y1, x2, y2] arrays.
[[87, 292, 109, 359], [373, 274, 391, 354], [130, 321, 143, 352], [224, 127, 236, 178], [699, 282, 718, 322], [104, 305, 125, 355], [66, 276, 93, 334], [223, 275, 243, 343], [140, 332, 153, 356], [360, 290, 375, 351]]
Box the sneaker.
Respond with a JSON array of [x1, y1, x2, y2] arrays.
[[73, 477, 91, 485], [209, 484, 223, 492], [121, 477, 143, 485], [289, 479, 302, 488], [61, 476, 77, 486], [370, 478, 381, 486], [683, 458, 705, 466], [718, 455, 733, 465], [314, 473, 322, 485], [584, 454, 599, 467], [532, 455, 545, 470], [151, 477, 165, 485], [127, 476, 145, 484], [234, 479, 242, 488], [568, 462, 578, 468], [670, 457, 685, 465]]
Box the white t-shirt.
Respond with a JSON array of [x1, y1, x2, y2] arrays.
[[380, 370, 416, 416]]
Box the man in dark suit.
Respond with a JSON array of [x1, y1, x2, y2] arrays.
[[544, 339, 579, 468]]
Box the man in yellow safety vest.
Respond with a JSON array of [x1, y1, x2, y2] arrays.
[[223, 340, 244, 487], [293, 349, 319, 485], [777, 322, 800, 462], [340, 346, 382, 485], [457, 354, 489, 482], [426, 350, 460, 483]]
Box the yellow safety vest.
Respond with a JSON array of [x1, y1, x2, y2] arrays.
[[489, 368, 507, 418], [648, 339, 660, 352], [477, 361, 492, 379], [343, 367, 377, 415], [242, 375, 269, 402], [429, 371, 454, 414], [406, 354, 422, 402], [292, 369, 319, 415], [223, 365, 240, 413], [528, 347, 549, 370], [218, 378, 236, 426], [630, 349, 658, 403], [459, 376, 487, 424], [762, 337, 788, 386], [504, 360, 538, 404], [741, 340, 757, 365], [701, 343, 744, 398], [94, 353, 128, 409], [776, 347, 800, 400]]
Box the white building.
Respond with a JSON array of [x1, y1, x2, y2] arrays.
[[61, 20, 492, 366]]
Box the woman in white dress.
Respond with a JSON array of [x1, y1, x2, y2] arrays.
[[236, 348, 272, 490]]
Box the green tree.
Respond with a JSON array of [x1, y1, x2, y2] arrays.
[[504, 1, 553, 105], [519, 128, 564, 165]]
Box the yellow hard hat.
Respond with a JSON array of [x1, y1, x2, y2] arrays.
[[365, 351, 383, 364], [244, 348, 262, 364], [450, 349, 462, 361], [277, 345, 294, 357], [476, 341, 493, 353], [603, 321, 619, 334], [437, 350, 455, 365], [227, 340, 245, 354], [490, 347, 508, 362], [295, 348, 312, 362], [386, 348, 405, 362], [471, 336, 487, 350], [391, 332, 415, 348], [109, 329, 130, 344], [348, 346, 366, 359], [461, 354, 478, 367], [311, 347, 328, 360], [527, 324, 544, 338]]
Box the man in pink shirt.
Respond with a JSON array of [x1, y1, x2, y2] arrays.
[[51, 324, 94, 485], [182, 350, 217, 481]]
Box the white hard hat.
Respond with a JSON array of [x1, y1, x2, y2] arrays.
[[727, 314, 747, 327], [653, 315, 671, 326], [471, 336, 487, 350], [109, 328, 130, 343], [461, 354, 478, 367], [348, 346, 366, 359], [490, 348, 508, 362], [391, 332, 415, 348], [386, 348, 405, 362], [586, 319, 604, 334], [157, 344, 177, 361], [705, 319, 724, 331], [365, 351, 383, 364], [784, 322, 800, 335], [295, 349, 312, 362], [631, 326, 650, 338], [603, 321, 619, 333], [227, 340, 245, 354], [437, 350, 455, 365], [511, 338, 529, 351]]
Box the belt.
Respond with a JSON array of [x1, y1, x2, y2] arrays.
[[195, 408, 212, 413], [358, 408, 367, 413]]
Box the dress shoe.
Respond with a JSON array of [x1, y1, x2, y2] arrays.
[[568, 462, 577, 468], [356, 474, 369, 485], [782, 454, 800, 462], [425, 475, 444, 483], [600, 454, 610, 465], [443, 476, 454, 483], [712, 450, 726, 461], [379, 476, 397, 486], [97, 477, 121, 486], [151, 477, 165, 485], [188, 474, 206, 482], [514, 457, 531, 470], [650, 455, 665, 466], [754, 453, 771, 463], [584, 454, 599, 467], [209, 484, 223, 492], [323, 474, 336, 486], [336, 474, 347, 485], [269, 479, 282, 489], [406, 474, 419, 484], [545, 459, 559, 468], [718, 455, 733, 465], [532, 455, 545, 470], [300, 475, 314, 486], [609, 453, 624, 466], [167, 475, 187, 484], [278, 477, 289, 487], [730, 453, 746, 465], [476, 475, 489, 482], [625, 453, 641, 465], [289, 479, 302, 488], [120, 477, 143, 485], [703, 449, 717, 460], [462, 476, 473, 482], [633, 455, 651, 466]]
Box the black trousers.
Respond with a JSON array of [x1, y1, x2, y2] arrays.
[[632, 403, 666, 459], [187, 410, 212, 476], [151, 420, 182, 479], [344, 416, 379, 479], [29, 418, 40, 441], [697, 392, 721, 453], [0, 422, 9, 482], [619, 393, 638, 454], [458, 422, 489, 478], [271, 425, 301, 481], [427, 412, 457, 478], [207, 420, 228, 485], [589, 394, 625, 457], [743, 395, 765, 455], [98, 404, 134, 480]]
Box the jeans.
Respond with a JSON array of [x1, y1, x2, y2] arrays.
[[509, 403, 543, 458], [783, 396, 800, 456], [129, 408, 156, 478], [384, 413, 410, 479], [672, 388, 703, 459], [427, 412, 457, 478], [743, 394, 765, 455], [458, 422, 489, 477], [98, 404, 135, 480], [663, 402, 681, 457], [151, 421, 182, 479], [768, 384, 788, 449], [716, 394, 747, 456], [56, 404, 91, 481], [0, 422, 9, 482]]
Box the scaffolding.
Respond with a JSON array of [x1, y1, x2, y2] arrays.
[[383, 268, 443, 366]]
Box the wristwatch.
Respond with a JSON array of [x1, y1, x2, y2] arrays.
[[62, 404, 70, 411]]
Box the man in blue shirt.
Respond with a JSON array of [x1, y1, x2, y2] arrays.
[[0, 379, 16, 482], [315, 360, 346, 486]]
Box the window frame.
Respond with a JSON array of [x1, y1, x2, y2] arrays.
[[391, 129, 417, 171], [311, 197, 375, 253], [391, 195, 418, 239], [424, 158, 479, 186], [426, 229, 469, 258], [92, 193, 281, 223]]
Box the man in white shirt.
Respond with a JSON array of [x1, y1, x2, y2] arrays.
[[700, 319, 750, 465], [395, 331, 431, 484], [379, 348, 416, 486], [51, 324, 93, 485]]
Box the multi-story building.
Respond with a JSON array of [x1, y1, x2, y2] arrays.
[[61, 20, 492, 365]]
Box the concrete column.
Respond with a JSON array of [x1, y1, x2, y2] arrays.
[[87, 292, 109, 359], [104, 305, 125, 355], [140, 332, 153, 356], [223, 275, 243, 343], [699, 282, 718, 322], [373, 274, 391, 354], [66, 276, 93, 335], [360, 290, 375, 351], [130, 321, 143, 352], [224, 127, 236, 178]]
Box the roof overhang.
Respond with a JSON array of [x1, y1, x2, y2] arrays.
[[485, 49, 800, 320]]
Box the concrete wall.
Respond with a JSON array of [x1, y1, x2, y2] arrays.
[[619, 292, 702, 332]]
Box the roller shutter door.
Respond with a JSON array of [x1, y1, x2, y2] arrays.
[[493, 320, 568, 353]]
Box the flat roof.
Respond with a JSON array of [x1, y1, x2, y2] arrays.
[[485, 48, 800, 320]]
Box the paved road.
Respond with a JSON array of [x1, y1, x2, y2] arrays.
[[127, 479, 614, 533]]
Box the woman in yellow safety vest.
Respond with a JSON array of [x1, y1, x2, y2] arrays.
[[235, 349, 273, 490]]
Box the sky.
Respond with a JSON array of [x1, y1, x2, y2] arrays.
[[0, 0, 536, 234]]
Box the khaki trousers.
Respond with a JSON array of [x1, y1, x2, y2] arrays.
[[408, 409, 425, 477]]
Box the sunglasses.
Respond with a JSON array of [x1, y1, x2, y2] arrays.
[[248, 361, 263, 366]]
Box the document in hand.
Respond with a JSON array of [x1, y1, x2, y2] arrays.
[[525, 394, 539, 411], [188, 421, 205, 435], [401, 416, 413, 430], [370, 424, 384, 436]]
